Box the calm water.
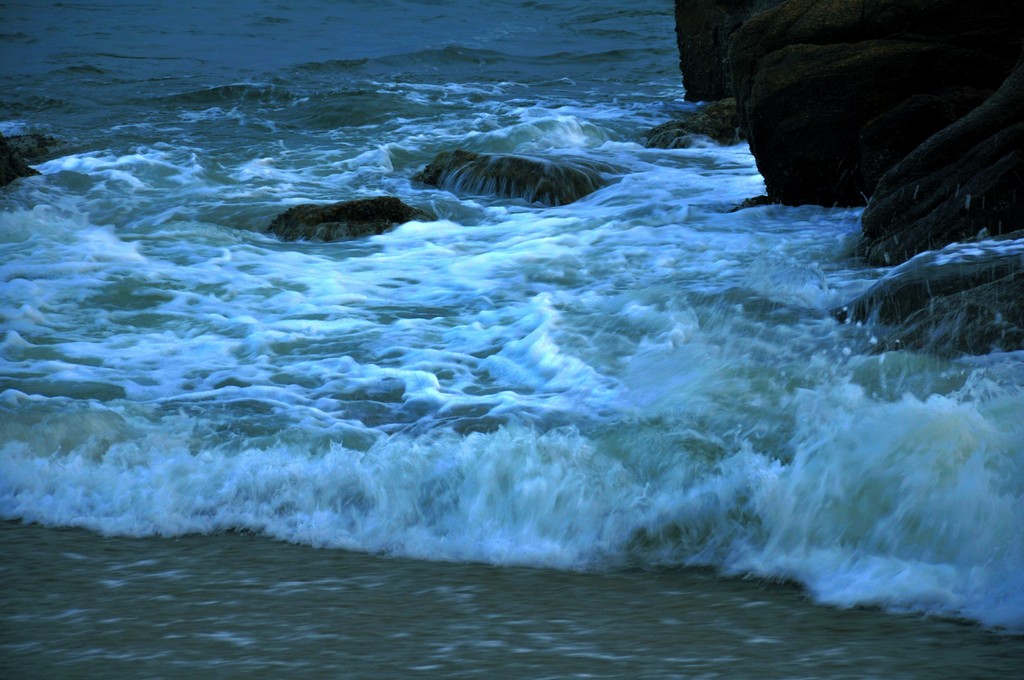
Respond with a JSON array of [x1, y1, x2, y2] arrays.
[[2, 1, 1023, 676]]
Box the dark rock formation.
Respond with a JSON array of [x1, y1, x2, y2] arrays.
[[267, 196, 431, 242], [413, 149, 610, 206], [645, 98, 741, 148], [857, 87, 991, 195], [727, 0, 1020, 207], [674, 0, 784, 102], [5, 133, 61, 164], [729, 195, 772, 212], [672, 0, 1024, 356], [860, 51, 1024, 266], [834, 235, 1024, 355], [1, 133, 40, 187]]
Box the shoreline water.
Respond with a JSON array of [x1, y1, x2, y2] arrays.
[[4, 520, 1023, 679]]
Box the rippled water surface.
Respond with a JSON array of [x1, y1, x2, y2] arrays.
[[2, 0, 1023, 676], [5, 522, 1024, 679]]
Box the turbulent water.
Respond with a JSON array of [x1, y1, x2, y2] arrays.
[[2, 0, 1023, 675]]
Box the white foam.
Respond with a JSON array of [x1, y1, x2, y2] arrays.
[[36, 150, 199, 187], [463, 114, 611, 152], [0, 420, 643, 569], [4, 367, 1021, 630], [930, 236, 1024, 266], [734, 384, 1024, 629], [0, 120, 30, 136]]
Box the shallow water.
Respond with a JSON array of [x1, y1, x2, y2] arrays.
[[2, 1, 1023, 675], [4, 521, 1023, 679]]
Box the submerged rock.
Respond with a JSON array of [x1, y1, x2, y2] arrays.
[[727, 0, 1020, 207], [1, 133, 40, 187], [834, 235, 1024, 356], [267, 196, 431, 242], [861, 50, 1024, 266], [413, 149, 610, 206], [645, 98, 741, 148]]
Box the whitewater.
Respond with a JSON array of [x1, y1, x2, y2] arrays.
[[1, 0, 1022, 675]]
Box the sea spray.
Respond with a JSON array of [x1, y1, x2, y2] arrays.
[[742, 383, 1024, 627]]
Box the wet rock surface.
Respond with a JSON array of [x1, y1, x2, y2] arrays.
[[267, 196, 432, 242], [835, 236, 1024, 356], [645, 98, 741, 148], [4, 133, 62, 164], [1, 133, 40, 187], [673, 0, 1023, 355], [413, 149, 611, 206], [861, 51, 1024, 266], [727, 0, 1019, 207], [673, 0, 784, 103]]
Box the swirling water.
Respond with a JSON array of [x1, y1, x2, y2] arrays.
[[2, 1, 1022, 676]]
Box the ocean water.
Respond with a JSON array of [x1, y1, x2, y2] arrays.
[[2, 1, 1023, 676]]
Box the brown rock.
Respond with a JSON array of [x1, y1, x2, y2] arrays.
[[267, 196, 431, 242], [5, 133, 61, 164], [1, 133, 40, 187], [858, 88, 991, 195], [674, 0, 785, 103], [645, 98, 742, 148], [727, 0, 1020, 206], [861, 51, 1024, 265], [413, 149, 611, 206], [835, 234, 1024, 355]]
